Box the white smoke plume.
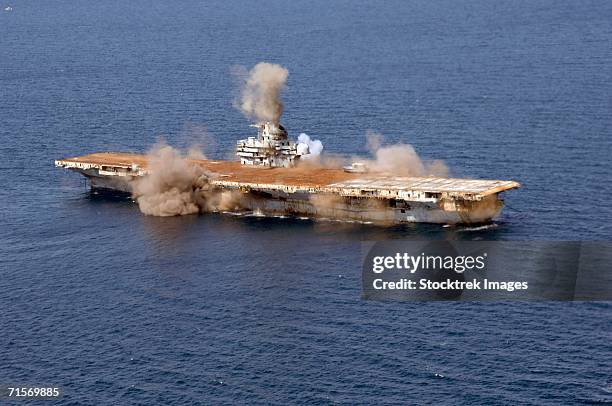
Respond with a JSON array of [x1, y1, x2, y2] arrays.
[[364, 130, 449, 177], [297, 133, 323, 159], [131, 142, 210, 216], [235, 62, 289, 124]]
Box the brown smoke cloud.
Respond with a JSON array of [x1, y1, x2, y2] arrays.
[[131, 142, 211, 216], [364, 130, 449, 177], [235, 62, 289, 124], [296, 130, 448, 177], [131, 142, 244, 217]]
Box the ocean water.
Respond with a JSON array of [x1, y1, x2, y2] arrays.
[[1, 0, 611, 404]]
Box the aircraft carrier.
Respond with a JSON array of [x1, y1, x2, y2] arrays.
[[55, 122, 520, 224]]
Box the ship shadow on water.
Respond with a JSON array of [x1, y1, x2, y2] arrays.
[[62, 187, 136, 215], [214, 212, 507, 241], [85, 188, 133, 202]]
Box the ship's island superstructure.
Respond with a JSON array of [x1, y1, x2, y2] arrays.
[[55, 122, 520, 224], [236, 122, 305, 167]]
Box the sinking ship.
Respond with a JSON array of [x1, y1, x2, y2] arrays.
[[55, 122, 520, 224]]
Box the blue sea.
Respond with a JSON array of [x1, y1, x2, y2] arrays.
[[1, 0, 611, 404]]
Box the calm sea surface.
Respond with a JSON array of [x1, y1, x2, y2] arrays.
[[1, 0, 611, 404]]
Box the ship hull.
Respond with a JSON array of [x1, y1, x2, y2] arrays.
[[238, 191, 503, 224], [86, 170, 134, 193], [78, 170, 503, 224]]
